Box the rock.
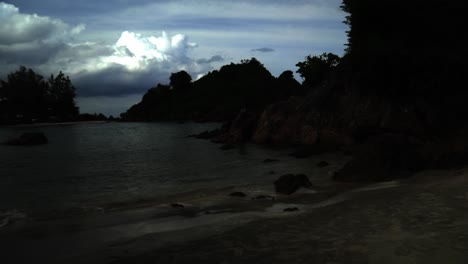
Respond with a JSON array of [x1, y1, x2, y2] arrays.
[[252, 98, 305, 144], [274, 174, 313, 195], [317, 161, 329, 168], [252, 195, 275, 200], [300, 126, 319, 145], [418, 126, 468, 169], [171, 203, 185, 208], [283, 207, 299, 212], [216, 111, 259, 144], [333, 133, 424, 182], [5, 132, 48, 146], [263, 158, 279, 163], [230, 192, 247, 197]]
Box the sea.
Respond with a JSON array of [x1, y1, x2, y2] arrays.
[[0, 122, 343, 219]]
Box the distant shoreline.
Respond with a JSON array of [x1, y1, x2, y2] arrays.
[[0, 120, 109, 128]]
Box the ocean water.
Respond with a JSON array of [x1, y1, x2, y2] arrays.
[[0, 122, 342, 217]]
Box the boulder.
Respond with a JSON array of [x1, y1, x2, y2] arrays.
[[300, 125, 319, 145], [274, 174, 313, 195], [219, 110, 259, 144], [5, 132, 48, 146], [253, 98, 305, 144]]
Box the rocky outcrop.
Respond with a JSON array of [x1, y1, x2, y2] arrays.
[[214, 110, 259, 144], [252, 97, 306, 144], [4, 132, 48, 146]]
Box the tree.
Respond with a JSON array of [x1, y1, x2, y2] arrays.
[[47, 72, 79, 120], [296, 53, 341, 89], [169, 71, 192, 91], [277, 70, 302, 96], [0, 66, 48, 121], [0, 66, 79, 123]]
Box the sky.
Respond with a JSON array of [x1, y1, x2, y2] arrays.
[[0, 0, 348, 116]]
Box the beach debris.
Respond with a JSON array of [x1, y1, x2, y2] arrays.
[[263, 158, 279, 163], [229, 192, 247, 197], [283, 207, 300, 212], [274, 174, 313, 195], [4, 132, 48, 146], [317, 161, 329, 168], [171, 203, 185, 208]]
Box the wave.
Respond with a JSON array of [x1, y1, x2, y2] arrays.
[[0, 209, 27, 228]]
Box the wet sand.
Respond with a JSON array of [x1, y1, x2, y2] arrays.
[[2, 168, 468, 263], [110, 169, 468, 264]]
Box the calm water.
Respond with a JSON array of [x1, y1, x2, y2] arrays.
[[0, 122, 339, 215]]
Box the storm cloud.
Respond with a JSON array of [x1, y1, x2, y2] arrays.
[[0, 0, 348, 115], [0, 2, 224, 98]]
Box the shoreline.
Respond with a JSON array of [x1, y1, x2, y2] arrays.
[[2, 168, 468, 263], [110, 168, 468, 264], [0, 120, 109, 128]]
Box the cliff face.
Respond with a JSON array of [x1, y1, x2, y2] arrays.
[[220, 69, 468, 181]]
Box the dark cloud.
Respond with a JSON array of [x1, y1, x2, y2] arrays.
[[74, 65, 165, 97], [196, 55, 224, 64], [0, 42, 66, 66], [252, 47, 275, 53]]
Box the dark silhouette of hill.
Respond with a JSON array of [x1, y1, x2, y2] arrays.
[[211, 0, 468, 181], [121, 58, 301, 121], [340, 0, 467, 131]]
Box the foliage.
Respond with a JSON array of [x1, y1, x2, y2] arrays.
[[47, 72, 79, 120], [0, 66, 79, 123], [339, 0, 468, 127], [122, 58, 301, 121], [295, 53, 341, 90]]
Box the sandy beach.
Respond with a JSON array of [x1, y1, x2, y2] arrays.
[[2, 166, 468, 264]]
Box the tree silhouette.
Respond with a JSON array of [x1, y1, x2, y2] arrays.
[[122, 58, 300, 121], [0, 66, 79, 123], [0, 66, 48, 122], [47, 72, 79, 120], [170, 71, 192, 91], [296, 53, 341, 90]]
